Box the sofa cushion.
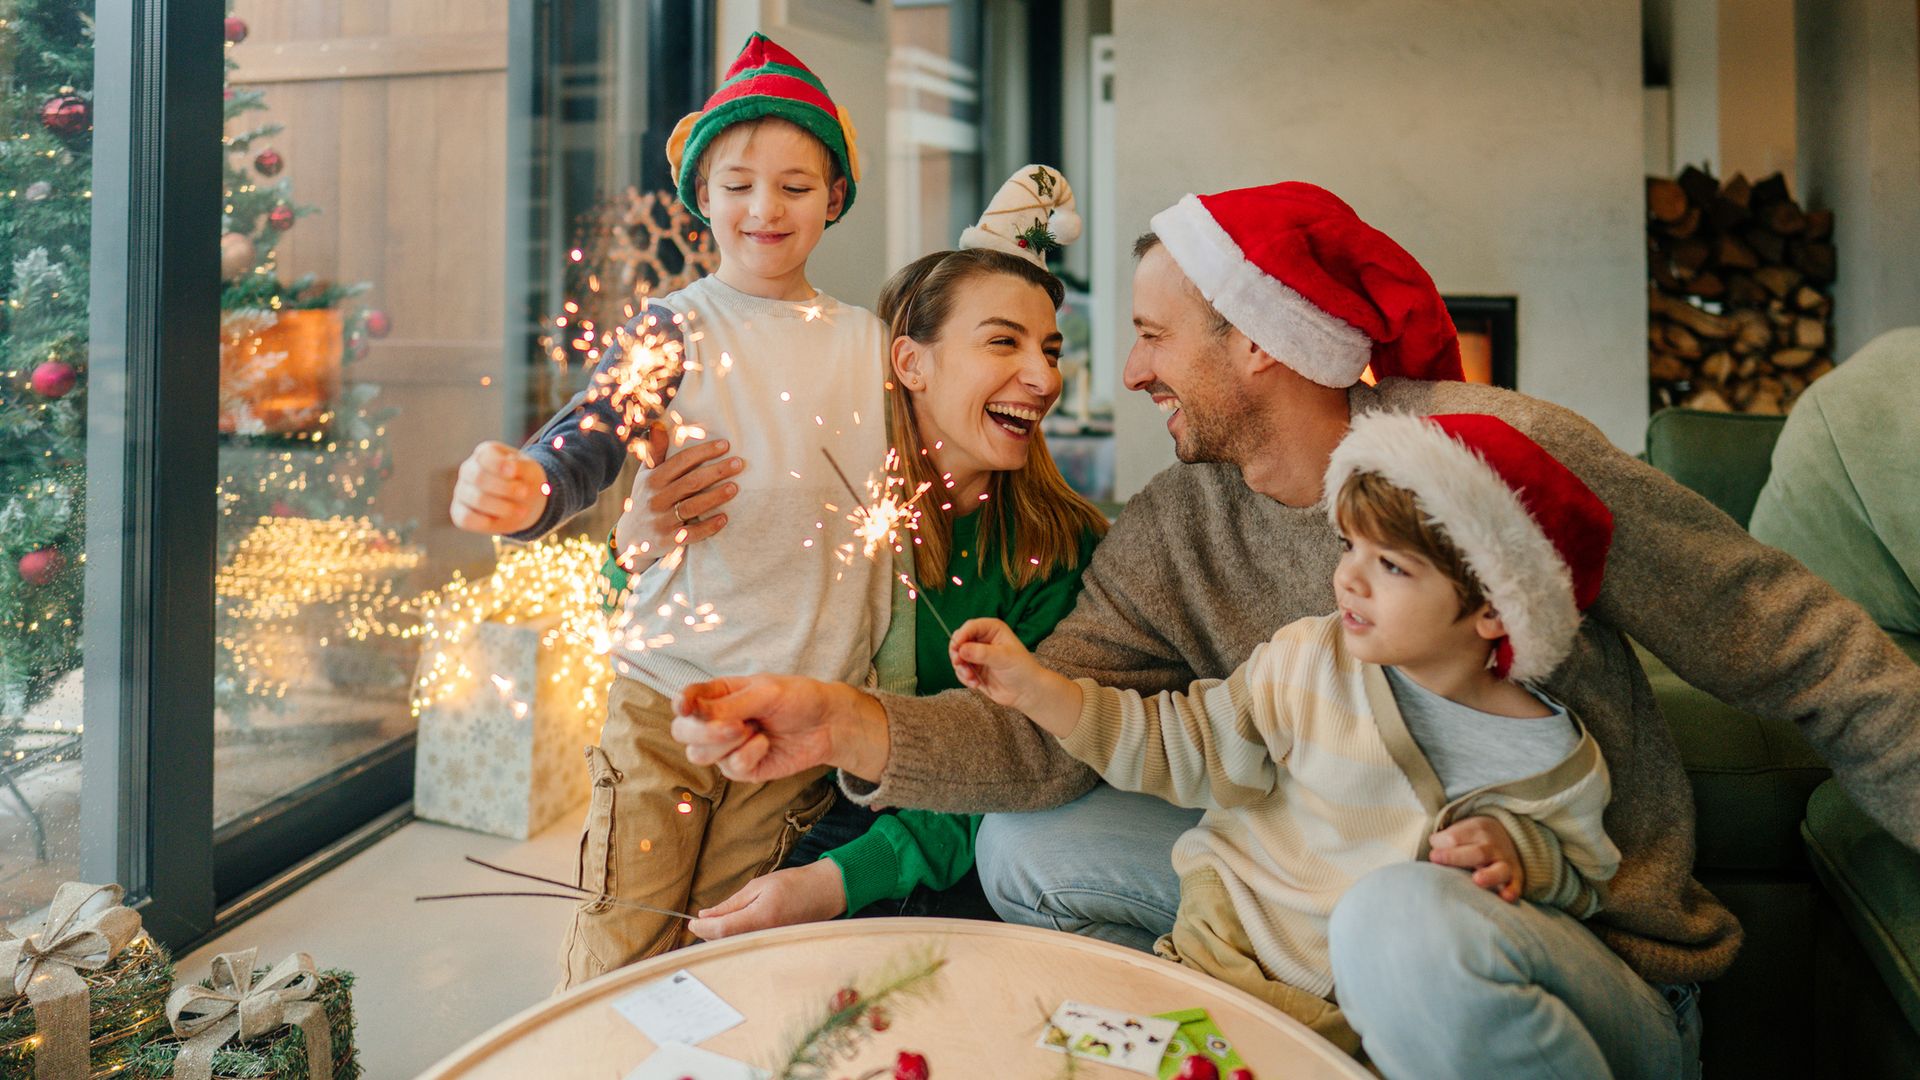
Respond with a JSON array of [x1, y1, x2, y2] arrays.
[[1643, 407, 1786, 529], [1803, 777, 1920, 1036], [1637, 642, 1830, 873]]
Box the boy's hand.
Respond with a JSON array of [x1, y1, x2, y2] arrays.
[[450, 441, 548, 535], [613, 425, 742, 568], [1428, 815, 1525, 903], [688, 860, 847, 940], [949, 618, 1045, 710]]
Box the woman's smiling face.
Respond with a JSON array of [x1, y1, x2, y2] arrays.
[[895, 273, 1064, 492]]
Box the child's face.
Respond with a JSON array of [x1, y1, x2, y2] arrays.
[[1332, 528, 1502, 672], [696, 121, 845, 295]]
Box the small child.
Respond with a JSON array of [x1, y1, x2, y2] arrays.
[[449, 34, 892, 987], [949, 412, 1621, 1053]]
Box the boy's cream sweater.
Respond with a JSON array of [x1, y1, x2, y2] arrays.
[[1063, 612, 1619, 998]]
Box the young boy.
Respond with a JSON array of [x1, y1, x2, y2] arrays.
[[949, 412, 1621, 1053], [448, 34, 892, 987]]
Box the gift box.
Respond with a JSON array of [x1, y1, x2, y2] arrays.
[[412, 612, 605, 840], [129, 949, 358, 1080], [0, 883, 174, 1080]]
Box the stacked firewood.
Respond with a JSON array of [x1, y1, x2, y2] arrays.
[[1646, 167, 1836, 414]]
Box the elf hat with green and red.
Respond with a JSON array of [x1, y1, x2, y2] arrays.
[[665, 33, 862, 227]]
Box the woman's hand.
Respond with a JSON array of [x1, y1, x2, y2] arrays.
[[687, 861, 847, 940], [612, 425, 744, 569], [1428, 815, 1525, 902], [450, 441, 549, 535]]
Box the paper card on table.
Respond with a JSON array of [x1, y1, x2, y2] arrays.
[[624, 1042, 768, 1080], [611, 969, 746, 1046], [1037, 1000, 1179, 1075], [1153, 1008, 1248, 1079]]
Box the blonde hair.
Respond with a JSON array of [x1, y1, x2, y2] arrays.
[[1334, 470, 1487, 618], [877, 249, 1108, 590]]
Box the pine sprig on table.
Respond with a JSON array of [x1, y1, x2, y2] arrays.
[[774, 949, 945, 1080]]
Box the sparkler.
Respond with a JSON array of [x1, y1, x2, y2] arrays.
[[819, 448, 958, 640], [414, 856, 697, 920]]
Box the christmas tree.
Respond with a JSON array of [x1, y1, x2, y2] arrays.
[[0, 1, 94, 718], [215, 10, 410, 718]]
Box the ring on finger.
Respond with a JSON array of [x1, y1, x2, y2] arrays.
[[673, 500, 690, 524]]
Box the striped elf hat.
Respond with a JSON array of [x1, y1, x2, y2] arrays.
[[665, 33, 862, 227]]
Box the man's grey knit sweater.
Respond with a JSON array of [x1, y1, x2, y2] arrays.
[[844, 378, 1920, 984]]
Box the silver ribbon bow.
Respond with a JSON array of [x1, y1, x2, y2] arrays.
[[0, 881, 143, 1080], [165, 947, 332, 1080]]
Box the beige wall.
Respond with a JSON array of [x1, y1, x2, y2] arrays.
[[1718, 0, 1798, 180], [1108, 1, 1649, 497], [1797, 0, 1920, 361]]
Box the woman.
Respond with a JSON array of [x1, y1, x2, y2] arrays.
[[602, 169, 1107, 939]]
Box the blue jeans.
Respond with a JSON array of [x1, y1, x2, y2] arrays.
[[979, 786, 1702, 1079]]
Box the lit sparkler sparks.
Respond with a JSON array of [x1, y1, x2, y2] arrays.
[[820, 448, 957, 640]]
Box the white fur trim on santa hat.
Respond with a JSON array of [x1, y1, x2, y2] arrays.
[[1151, 194, 1373, 388], [1324, 411, 1581, 684]]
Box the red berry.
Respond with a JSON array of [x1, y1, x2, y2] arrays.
[[892, 1051, 930, 1080], [1175, 1056, 1219, 1080], [829, 986, 860, 1013], [1016, 237, 1029, 247], [1228, 1070, 1254, 1080], [865, 1004, 891, 1032]]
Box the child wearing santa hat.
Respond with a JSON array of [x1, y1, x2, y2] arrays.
[[949, 411, 1620, 1057]]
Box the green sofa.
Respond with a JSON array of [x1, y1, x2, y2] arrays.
[[1640, 406, 1920, 1077]]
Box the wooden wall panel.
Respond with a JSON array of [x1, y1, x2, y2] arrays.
[[230, 1, 510, 583]]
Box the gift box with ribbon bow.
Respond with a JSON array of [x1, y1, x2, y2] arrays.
[[128, 947, 358, 1080], [0, 882, 176, 1080]]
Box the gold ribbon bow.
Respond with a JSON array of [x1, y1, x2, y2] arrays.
[[166, 948, 332, 1080], [0, 882, 143, 1080]]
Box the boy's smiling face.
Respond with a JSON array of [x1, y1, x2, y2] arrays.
[[696, 119, 846, 300]]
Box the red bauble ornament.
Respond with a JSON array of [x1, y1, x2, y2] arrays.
[[254, 149, 284, 176], [31, 361, 77, 399], [224, 16, 249, 43], [1227, 1069, 1255, 1080], [39, 94, 90, 137], [267, 205, 295, 231], [19, 548, 64, 587], [363, 309, 392, 338], [1175, 1056, 1220, 1080], [829, 987, 860, 1013], [892, 1051, 930, 1080], [271, 500, 300, 518]]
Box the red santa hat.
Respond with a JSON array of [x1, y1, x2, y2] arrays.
[[1149, 182, 1463, 387], [1324, 412, 1614, 684]]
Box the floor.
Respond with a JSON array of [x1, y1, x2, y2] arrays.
[[179, 808, 586, 1080]]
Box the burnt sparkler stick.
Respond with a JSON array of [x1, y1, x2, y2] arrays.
[[412, 855, 697, 920], [819, 448, 958, 640]]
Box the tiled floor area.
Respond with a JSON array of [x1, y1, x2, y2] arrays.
[[178, 808, 586, 1080]]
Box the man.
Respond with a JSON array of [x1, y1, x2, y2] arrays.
[[672, 182, 1920, 1079]]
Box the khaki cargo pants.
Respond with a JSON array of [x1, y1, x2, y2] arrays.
[[1155, 866, 1366, 1061], [556, 676, 836, 991]]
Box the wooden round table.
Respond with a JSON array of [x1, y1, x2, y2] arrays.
[[419, 918, 1372, 1079]]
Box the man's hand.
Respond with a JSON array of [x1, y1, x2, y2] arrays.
[[671, 675, 889, 782], [1428, 815, 1525, 902], [450, 440, 549, 535], [687, 860, 847, 940]]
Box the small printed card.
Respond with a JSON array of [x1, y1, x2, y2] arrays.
[[624, 1042, 768, 1080], [1154, 1008, 1248, 1079], [611, 969, 746, 1047], [1037, 1001, 1180, 1075]]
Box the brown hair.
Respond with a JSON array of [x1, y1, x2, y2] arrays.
[[698, 117, 844, 186], [1132, 231, 1233, 338], [1333, 470, 1488, 618], [877, 248, 1108, 591]]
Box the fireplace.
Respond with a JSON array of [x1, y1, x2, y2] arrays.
[[1444, 295, 1518, 388]]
